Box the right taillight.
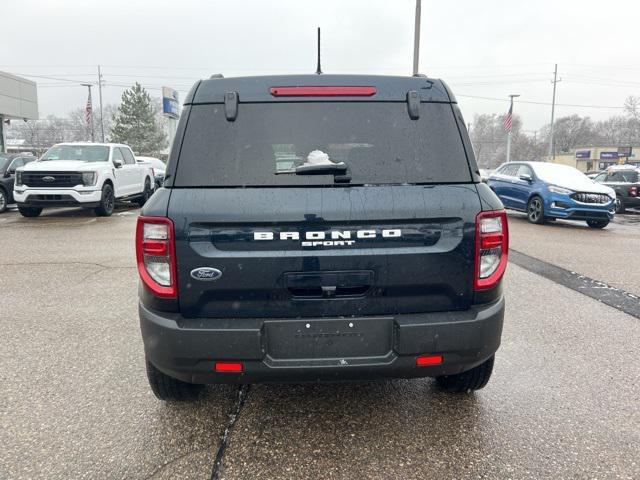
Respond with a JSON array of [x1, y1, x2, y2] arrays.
[[629, 186, 638, 197], [136, 216, 177, 298], [474, 210, 509, 291]]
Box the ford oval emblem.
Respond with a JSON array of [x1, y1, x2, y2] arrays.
[[190, 267, 222, 281]]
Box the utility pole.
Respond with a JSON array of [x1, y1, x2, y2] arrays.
[[506, 94, 520, 163], [548, 63, 560, 161], [97, 65, 105, 142], [413, 0, 421, 75], [81, 83, 95, 142], [315, 28, 322, 74]]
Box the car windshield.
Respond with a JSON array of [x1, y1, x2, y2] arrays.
[[530, 163, 591, 185], [40, 145, 110, 162]]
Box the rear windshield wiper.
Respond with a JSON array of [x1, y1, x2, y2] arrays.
[[295, 162, 347, 175], [294, 162, 351, 183]]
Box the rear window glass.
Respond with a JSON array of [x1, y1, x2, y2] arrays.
[[174, 102, 471, 186], [609, 171, 638, 182]]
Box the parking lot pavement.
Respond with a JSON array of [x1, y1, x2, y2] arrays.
[[508, 210, 640, 296], [1, 207, 639, 479]]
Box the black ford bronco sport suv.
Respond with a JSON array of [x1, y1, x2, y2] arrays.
[[137, 74, 508, 401]]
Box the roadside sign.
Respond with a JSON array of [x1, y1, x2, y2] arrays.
[[162, 87, 180, 119]]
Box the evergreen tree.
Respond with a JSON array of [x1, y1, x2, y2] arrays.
[[110, 83, 167, 155]]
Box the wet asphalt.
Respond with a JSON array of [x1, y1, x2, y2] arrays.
[[0, 205, 638, 479]]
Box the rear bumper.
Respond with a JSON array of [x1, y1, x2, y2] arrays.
[[620, 195, 640, 208], [14, 188, 102, 208], [140, 296, 505, 384]]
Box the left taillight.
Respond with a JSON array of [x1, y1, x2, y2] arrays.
[[136, 216, 177, 298], [474, 210, 509, 291]]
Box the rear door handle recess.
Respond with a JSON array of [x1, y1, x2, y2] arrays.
[[284, 271, 373, 299]]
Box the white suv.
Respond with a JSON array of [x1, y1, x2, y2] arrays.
[[14, 142, 154, 217]]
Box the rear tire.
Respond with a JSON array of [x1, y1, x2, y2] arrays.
[[18, 205, 42, 217], [146, 360, 204, 401], [436, 356, 494, 393], [615, 196, 625, 214], [526, 196, 545, 224], [94, 183, 115, 216], [0, 188, 7, 213], [135, 178, 152, 207], [586, 219, 609, 229]]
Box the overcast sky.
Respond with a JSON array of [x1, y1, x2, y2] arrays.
[[2, 0, 638, 131]]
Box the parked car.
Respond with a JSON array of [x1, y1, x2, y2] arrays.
[[136, 156, 166, 188], [137, 74, 508, 401], [487, 161, 615, 228], [14, 142, 154, 217], [592, 165, 640, 214], [0, 153, 37, 213]]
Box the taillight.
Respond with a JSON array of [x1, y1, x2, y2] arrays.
[[474, 210, 509, 291], [136, 216, 177, 298], [629, 186, 638, 197]]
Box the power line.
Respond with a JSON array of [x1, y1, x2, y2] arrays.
[[456, 93, 625, 109]]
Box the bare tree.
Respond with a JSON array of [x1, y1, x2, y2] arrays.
[[623, 95, 640, 121]]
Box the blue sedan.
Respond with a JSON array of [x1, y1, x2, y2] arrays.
[[487, 161, 616, 228]]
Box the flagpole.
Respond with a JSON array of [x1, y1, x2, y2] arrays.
[[506, 94, 520, 162]]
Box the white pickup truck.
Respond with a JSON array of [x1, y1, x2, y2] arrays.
[[14, 142, 154, 217]]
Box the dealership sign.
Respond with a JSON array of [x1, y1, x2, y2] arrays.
[[600, 151, 618, 159], [575, 150, 591, 159], [162, 87, 180, 119], [618, 146, 633, 158]]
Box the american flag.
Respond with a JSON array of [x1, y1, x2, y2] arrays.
[[503, 101, 513, 133], [84, 91, 93, 124]]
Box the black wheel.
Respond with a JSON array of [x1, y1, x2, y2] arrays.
[[586, 219, 609, 229], [526, 196, 545, 224], [436, 356, 494, 393], [0, 188, 7, 213], [95, 183, 115, 216], [17, 205, 42, 217], [146, 360, 204, 401], [615, 197, 625, 214], [135, 178, 152, 207]]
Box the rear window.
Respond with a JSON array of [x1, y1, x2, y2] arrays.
[[174, 102, 471, 186], [609, 171, 638, 183]]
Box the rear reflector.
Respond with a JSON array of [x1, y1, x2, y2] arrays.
[[269, 86, 377, 97], [416, 354, 443, 366], [214, 361, 244, 373]]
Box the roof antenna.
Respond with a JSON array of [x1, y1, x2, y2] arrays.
[[316, 27, 322, 74]]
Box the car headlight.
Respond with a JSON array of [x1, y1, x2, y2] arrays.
[[548, 185, 574, 194], [15, 171, 23, 186], [82, 172, 97, 186]]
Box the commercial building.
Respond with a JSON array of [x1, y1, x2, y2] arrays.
[[551, 146, 639, 172], [0, 71, 38, 153]]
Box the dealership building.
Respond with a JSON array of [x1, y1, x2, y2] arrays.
[[0, 71, 38, 153], [551, 146, 639, 172]]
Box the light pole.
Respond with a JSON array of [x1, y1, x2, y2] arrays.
[[97, 66, 105, 142], [506, 94, 520, 163], [548, 63, 560, 161], [413, 0, 421, 75]]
